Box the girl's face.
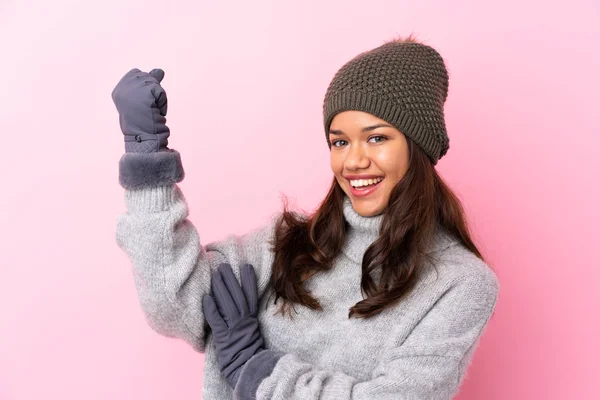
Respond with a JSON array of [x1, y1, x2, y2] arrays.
[[329, 111, 410, 217]]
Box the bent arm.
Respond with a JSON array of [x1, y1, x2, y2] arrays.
[[115, 150, 277, 352], [234, 271, 499, 400]]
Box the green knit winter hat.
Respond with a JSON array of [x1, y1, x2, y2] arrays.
[[323, 41, 450, 165]]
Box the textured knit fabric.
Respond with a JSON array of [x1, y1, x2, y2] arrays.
[[115, 151, 499, 400], [322, 42, 450, 164]]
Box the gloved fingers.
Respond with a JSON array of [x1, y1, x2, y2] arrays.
[[119, 68, 142, 83], [240, 264, 259, 317], [152, 85, 168, 116], [217, 263, 250, 317], [112, 68, 140, 102], [202, 294, 228, 333], [212, 267, 240, 326], [149, 68, 165, 83], [127, 67, 142, 76]]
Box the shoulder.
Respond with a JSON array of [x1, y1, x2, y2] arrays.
[[236, 209, 310, 246], [422, 231, 499, 311]]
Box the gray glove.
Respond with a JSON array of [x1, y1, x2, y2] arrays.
[[111, 68, 170, 153], [203, 264, 265, 389]]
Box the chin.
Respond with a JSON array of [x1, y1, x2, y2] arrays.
[[350, 200, 386, 217]]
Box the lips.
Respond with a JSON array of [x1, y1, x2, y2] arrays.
[[349, 177, 384, 188], [347, 177, 384, 198]]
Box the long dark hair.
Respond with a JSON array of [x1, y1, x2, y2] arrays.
[[267, 137, 486, 319]]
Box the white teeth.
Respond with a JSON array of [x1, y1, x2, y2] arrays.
[[350, 177, 383, 188]]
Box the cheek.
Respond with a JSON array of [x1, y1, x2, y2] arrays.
[[374, 150, 399, 172], [330, 154, 343, 175], [374, 146, 409, 179]]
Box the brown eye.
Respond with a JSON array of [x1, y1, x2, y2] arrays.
[[368, 135, 387, 143]]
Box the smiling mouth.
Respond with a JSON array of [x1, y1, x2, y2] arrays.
[[346, 178, 385, 198], [349, 177, 384, 189]]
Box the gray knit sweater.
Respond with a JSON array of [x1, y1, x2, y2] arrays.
[[115, 154, 499, 400]]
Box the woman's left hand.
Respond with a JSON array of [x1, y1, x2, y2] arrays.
[[203, 263, 266, 389]]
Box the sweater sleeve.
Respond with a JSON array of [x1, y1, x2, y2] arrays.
[[234, 271, 499, 400], [115, 150, 278, 353]]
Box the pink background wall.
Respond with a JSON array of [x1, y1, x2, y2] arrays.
[[1, 0, 598, 399]]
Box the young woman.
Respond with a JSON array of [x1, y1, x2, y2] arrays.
[[113, 37, 499, 400]]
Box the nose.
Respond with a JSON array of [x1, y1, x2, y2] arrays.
[[344, 143, 370, 171]]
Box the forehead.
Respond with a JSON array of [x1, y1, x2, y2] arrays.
[[330, 110, 389, 128], [329, 111, 402, 138]]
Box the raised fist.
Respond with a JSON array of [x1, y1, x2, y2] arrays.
[[112, 68, 170, 153]]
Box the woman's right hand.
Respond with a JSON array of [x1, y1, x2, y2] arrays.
[[111, 68, 170, 153]]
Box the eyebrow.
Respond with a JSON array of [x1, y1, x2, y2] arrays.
[[329, 123, 393, 135]]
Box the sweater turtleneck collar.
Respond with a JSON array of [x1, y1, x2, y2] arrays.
[[340, 195, 457, 264], [341, 196, 384, 264]]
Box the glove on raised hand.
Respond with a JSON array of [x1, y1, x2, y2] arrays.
[[112, 68, 170, 153], [203, 263, 266, 389]]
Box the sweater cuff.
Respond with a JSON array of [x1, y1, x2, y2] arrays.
[[124, 185, 180, 213], [118, 149, 184, 189], [234, 350, 284, 400]]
